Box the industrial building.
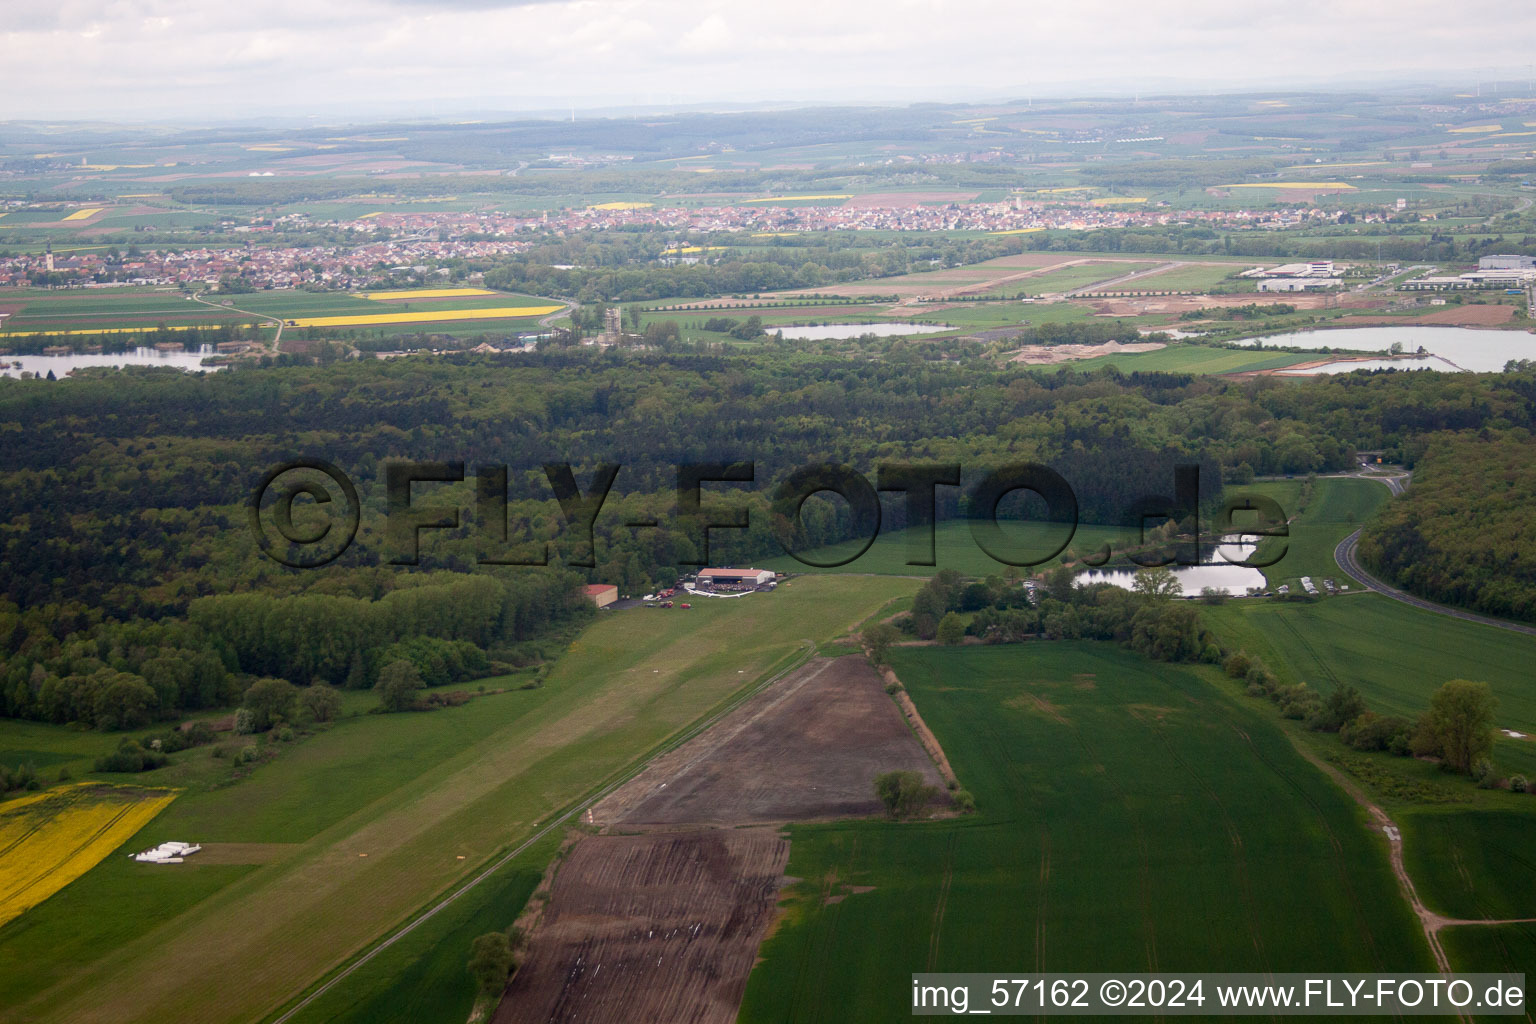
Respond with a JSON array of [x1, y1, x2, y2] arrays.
[[1253, 260, 1338, 278], [584, 584, 618, 608], [1257, 277, 1343, 292], [1478, 255, 1536, 271], [695, 568, 775, 586]]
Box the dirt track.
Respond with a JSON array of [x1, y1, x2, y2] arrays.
[[491, 829, 789, 1024], [590, 656, 946, 825]]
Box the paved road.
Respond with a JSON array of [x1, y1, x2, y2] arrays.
[[1335, 529, 1536, 638]]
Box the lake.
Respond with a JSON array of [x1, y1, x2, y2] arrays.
[[1233, 326, 1536, 373], [1077, 537, 1268, 597], [769, 322, 951, 340], [0, 346, 226, 379]]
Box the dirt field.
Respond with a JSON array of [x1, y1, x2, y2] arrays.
[[1331, 305, 1521, 327], [492, 654, 949, 1024], [1008, 340, 1166, 364], [590, 656, 946, 826], [491, 830, 790, 1024]]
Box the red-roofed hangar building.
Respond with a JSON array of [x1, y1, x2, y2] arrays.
[[697, 568, 775, 586], [584, 584, 618, 608]]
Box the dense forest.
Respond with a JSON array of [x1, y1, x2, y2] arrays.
[[1358, 432, 1536, 623], [1, 350, 1533, 728]]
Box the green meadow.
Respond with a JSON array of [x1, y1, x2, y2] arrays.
[[1201, 595, 1536, 732]]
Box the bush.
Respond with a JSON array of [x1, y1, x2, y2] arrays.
[[0, 762, 41, 793], [93, 739, 168, 774], [467, 931, 517, 998], [951, 789, 976, 813], [935, 613, 966, 646], [233, 707, 256, 735], [236, 745, 259, 766], [300, 683, 343, 723], [1510, 774, 1528, 793], [1471, 756, 1497, 787], [1223, 651, 1252, 679], [1340, 712, 1413, 753], [883, 681, 903, 695], [874, 769, 941, 819]]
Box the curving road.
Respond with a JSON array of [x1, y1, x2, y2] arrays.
[[1335, 529, 1536, 638]]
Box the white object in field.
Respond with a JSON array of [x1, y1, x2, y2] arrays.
[[132, 841, 202, 863]]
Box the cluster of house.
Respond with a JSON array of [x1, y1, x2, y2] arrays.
[[325, 196, 1337, 243], [0, 237, 531, 289]]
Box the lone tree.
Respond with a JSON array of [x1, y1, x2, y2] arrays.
[[862, 622, 899, 665], [874, 769, 941, 819], [1132, 565, 1183, 603], [375, 660, 424, 713], [1416, 679, 1498, 775], [467, 930, 516, 999]]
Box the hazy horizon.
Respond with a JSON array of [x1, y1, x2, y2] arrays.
[[4, 0, 1536, 121]]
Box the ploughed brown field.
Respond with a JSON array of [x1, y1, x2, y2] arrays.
[[492, 655, 948, 1023], [492, 830, 789, 1024], [590, 655, 946, 825]]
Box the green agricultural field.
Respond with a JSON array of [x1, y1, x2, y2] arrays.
[[1399, 811, 1536, 921], [0, 291, 248, 334], [987, 260, 1162, 296], [1071, 343, 1316, 374], [1201, 595, 1536, 733], [738, 643, 1431, 1024], [0, 288, 563, 340], [0, 574, 912, 1024], [1129, 263, 1244, 292], [1439, 924, 1536, 999]]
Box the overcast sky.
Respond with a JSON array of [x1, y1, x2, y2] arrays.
[[3, 0, 1535, 121]]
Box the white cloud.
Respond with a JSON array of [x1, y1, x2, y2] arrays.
[[0, 0, 1532, 119]]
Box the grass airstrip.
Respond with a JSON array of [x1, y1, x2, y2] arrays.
[[0, 575, 910, 1024]]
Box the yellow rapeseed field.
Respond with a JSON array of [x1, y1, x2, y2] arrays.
[[1090, 197, 1148, 206], [361, 288, 496, 301], [587, 202, 653, 210], [287, 306, 561, 328], [1, 323, 257, 338], [989, 227, 1044, 235], [62, 208, 104, 221], [0, 783, 178, 927], [1447, 124, 1502, 134]]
